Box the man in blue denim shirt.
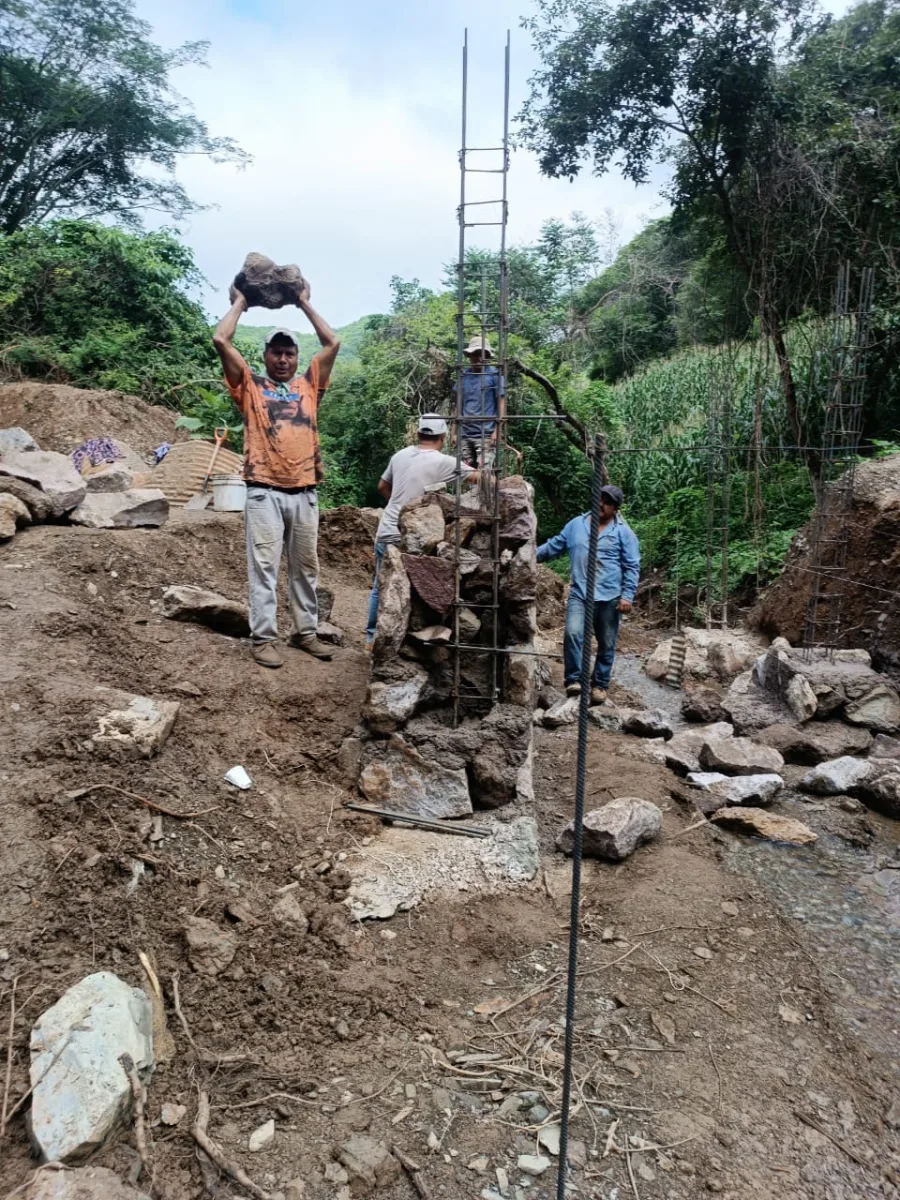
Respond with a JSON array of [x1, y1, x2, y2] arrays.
[[536, 485, 640, 704]]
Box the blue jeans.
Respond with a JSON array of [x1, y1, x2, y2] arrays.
[[366, 539, 389, 640], [564, 595, 622, 689]]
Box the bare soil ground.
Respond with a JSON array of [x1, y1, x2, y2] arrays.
[[1, 506, 898, 1200]]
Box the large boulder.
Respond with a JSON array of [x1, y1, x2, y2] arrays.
[[664, 722, 734, 776], [162, 585, 250, 637], [682, 688, 726, 724], [622, 708, 674, 740], [699, 735, 784, 776], [0, 426, 39, 455], [710, 807, 816, 845], [0, 493, 30, 539], [0, 474, 54, 521], [84, 465, 134, 493], [721, 670, 795, 734], [557, 798, 662, 861], [845, 685, 900, 733], [399, 497, 445, 555], [863, 772, 900, 819], [359, 735, 473, 819], [798, 755, 875, 795], [468, 704, 534, 808], [756, 722, 872, 765], [70, 489, 168, 529], [872, 733, 900, 761], [29, 972, 154, 1163], [0, 449, 86, 516], [687, 772, 784, 811], [372, 546, 410, 660], [233, 252, 306, 309], [755, 645, 900, 731], [362, 670, 428, 733], [92, 691, 179, 760]]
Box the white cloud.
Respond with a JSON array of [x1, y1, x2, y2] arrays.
[[138, 0, 665, 326]]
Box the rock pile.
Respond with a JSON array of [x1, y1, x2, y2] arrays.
[[347, 478, 542, 815], [0, 427, 168, 542]]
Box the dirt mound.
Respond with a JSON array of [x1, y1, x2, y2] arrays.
[[755, 454, 900, 664], [319, 505, 380, 577], [0, 382, 185, 458]]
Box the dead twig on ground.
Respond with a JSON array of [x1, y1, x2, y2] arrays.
[[392, 1145, 433, 1200], [120, 1053, 155, 1193], [69, 784, 217, 820], [603, 1118, 621, 1158], [192, 1092, 278, 1200], [667, 816, 711, 839], [794, 1110, 869, 1169], [708, 1040, 723, 1109], [1, 976, 18, 1137], [339, 1064, 407, 1107], [625, 1143, 641, 1200], [684, 984, 734, 1015], [218, 1091, 317, 1111]]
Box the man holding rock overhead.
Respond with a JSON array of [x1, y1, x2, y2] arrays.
[[213, 275, 340, 669]]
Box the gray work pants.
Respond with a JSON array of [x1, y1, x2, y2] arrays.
[[244, 486, 319, 643]]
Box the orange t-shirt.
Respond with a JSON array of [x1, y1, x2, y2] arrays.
[[227, 359, 326, 488]]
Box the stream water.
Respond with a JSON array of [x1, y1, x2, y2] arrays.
[[611, 650, 900, 1071]]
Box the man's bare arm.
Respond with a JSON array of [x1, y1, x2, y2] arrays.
[[212, 287, 249, 390], [378, 479, 392, 501], [297, 281, 341, 389]]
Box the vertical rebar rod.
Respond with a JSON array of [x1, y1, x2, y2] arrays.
[[452, 30, 468, 725], [556, 437, 605, 1200]]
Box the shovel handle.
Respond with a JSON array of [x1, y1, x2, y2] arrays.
[[201, 427, 228, 491]]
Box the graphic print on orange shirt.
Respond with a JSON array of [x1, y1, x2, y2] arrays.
[[226, 359, 325, 488]]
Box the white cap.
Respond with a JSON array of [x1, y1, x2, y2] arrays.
[[418, 413, 448, 436], [264, 328, 299, 349]]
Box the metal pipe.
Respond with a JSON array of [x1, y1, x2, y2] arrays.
[[343, 804, 489, 839]]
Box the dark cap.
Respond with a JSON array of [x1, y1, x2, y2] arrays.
[[600, 484, 624, 507]]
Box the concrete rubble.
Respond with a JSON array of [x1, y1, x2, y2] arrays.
[[91, 689, 179, 760], [557, 798, 662, 861], [29, 972, 154, 1163]]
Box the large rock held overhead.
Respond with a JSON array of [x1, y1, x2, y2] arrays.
[[557, 797, 662, 861], [162, 584, 250, 637], [29, 971, 154, 1163], [233, 252, 307, 309], [70, 489, 168, 529], [0, 448, 86, 516]]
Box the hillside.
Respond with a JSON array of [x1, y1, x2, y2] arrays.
[[235, 314, 375, 366]]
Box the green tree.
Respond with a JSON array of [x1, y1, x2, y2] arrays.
[[0, 219, 219, 397], [0, 0, 247, 233]]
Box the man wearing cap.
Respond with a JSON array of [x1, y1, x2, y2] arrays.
[[536, 485, 640, 704], [453, 338, 506, 468], [213, 281, 340, 668], [366, 415, 477, 646]]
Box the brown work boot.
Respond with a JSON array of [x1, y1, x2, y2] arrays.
[[290, 633, 333, 661], [565, 683, 581, 697], [252, 641, 284, 669], [590, 687, 608, 706]]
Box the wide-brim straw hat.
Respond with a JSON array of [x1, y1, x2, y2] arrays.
[[463, 337, 494, 357]]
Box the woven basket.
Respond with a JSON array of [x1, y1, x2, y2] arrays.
[[135, 440, 245, 505]]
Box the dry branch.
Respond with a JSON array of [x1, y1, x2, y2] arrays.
[[192, 1091, 279, 1200]]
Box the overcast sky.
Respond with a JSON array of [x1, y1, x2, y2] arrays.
[[133, 0, 667, 327], [136, 0, 844, 328]]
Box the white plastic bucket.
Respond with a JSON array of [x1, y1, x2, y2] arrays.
[[212, 474, 247, 512]]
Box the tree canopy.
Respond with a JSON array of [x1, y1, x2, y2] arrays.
[[0, 0, 247, 234]]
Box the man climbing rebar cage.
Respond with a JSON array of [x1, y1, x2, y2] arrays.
[[537, 484, 641, 705], [452, 336, 506, 468]]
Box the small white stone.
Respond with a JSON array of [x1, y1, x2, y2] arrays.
[[248, 1118, 275, 1152], [517, 1154, 551, 1177]]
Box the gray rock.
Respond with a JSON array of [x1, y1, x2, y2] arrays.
[[756, 721, 873, 765], [623, 707, 674, 740], [84, 465, 134, 493], [707, 773, 784, 807], [0, 475, 53, 521], [400, 499, 445, 555], [872, 733, 900, 760], [272, 892, 308, 930], [0, 426, 39, 455], [786, 674, 818, 722], [363, 671, 428, 733], [0, 493, 30, 539], [316, 621, 344, 645], [538, 684, 566, 711], [687, 771, 729, 788], [682, 688, 725, 723], [70, 489, 168, 529], [317, 586, 335, 623], [337, 736, 363, 786], [711, 807, 817, 844], [699, 735, 784, 776], [92, 691, 179, 760], [184, 917, 238, 976], [665, 724, 733, 775], [863, 772, 900, 819], [721, 670, 795, 734], [557, 798, 662, 861], [234, 252, 307, 309], [0, 449, 86, 516], [470, 705, 534, 808], [162, 584, 250, 637], [372, 546, 410, 661], [499, 475, 537, 545], [505, 646, 536, 709], [502, 542, 539, 603], [517, 1154, 552, 1177], [359, 735, 473, 819], [248, 1119, 275, 1152], [437, 542, 480, 575], [457, 606, 482, 639], [29, 972, 154, 1163], [589, 707, 623, 732], [337, 1136, 401, 1194], [799, 756, 875, 795], [543, 696, 579, 728], [24, 1167, 150, 1200], [845, 684, 900, 733]]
